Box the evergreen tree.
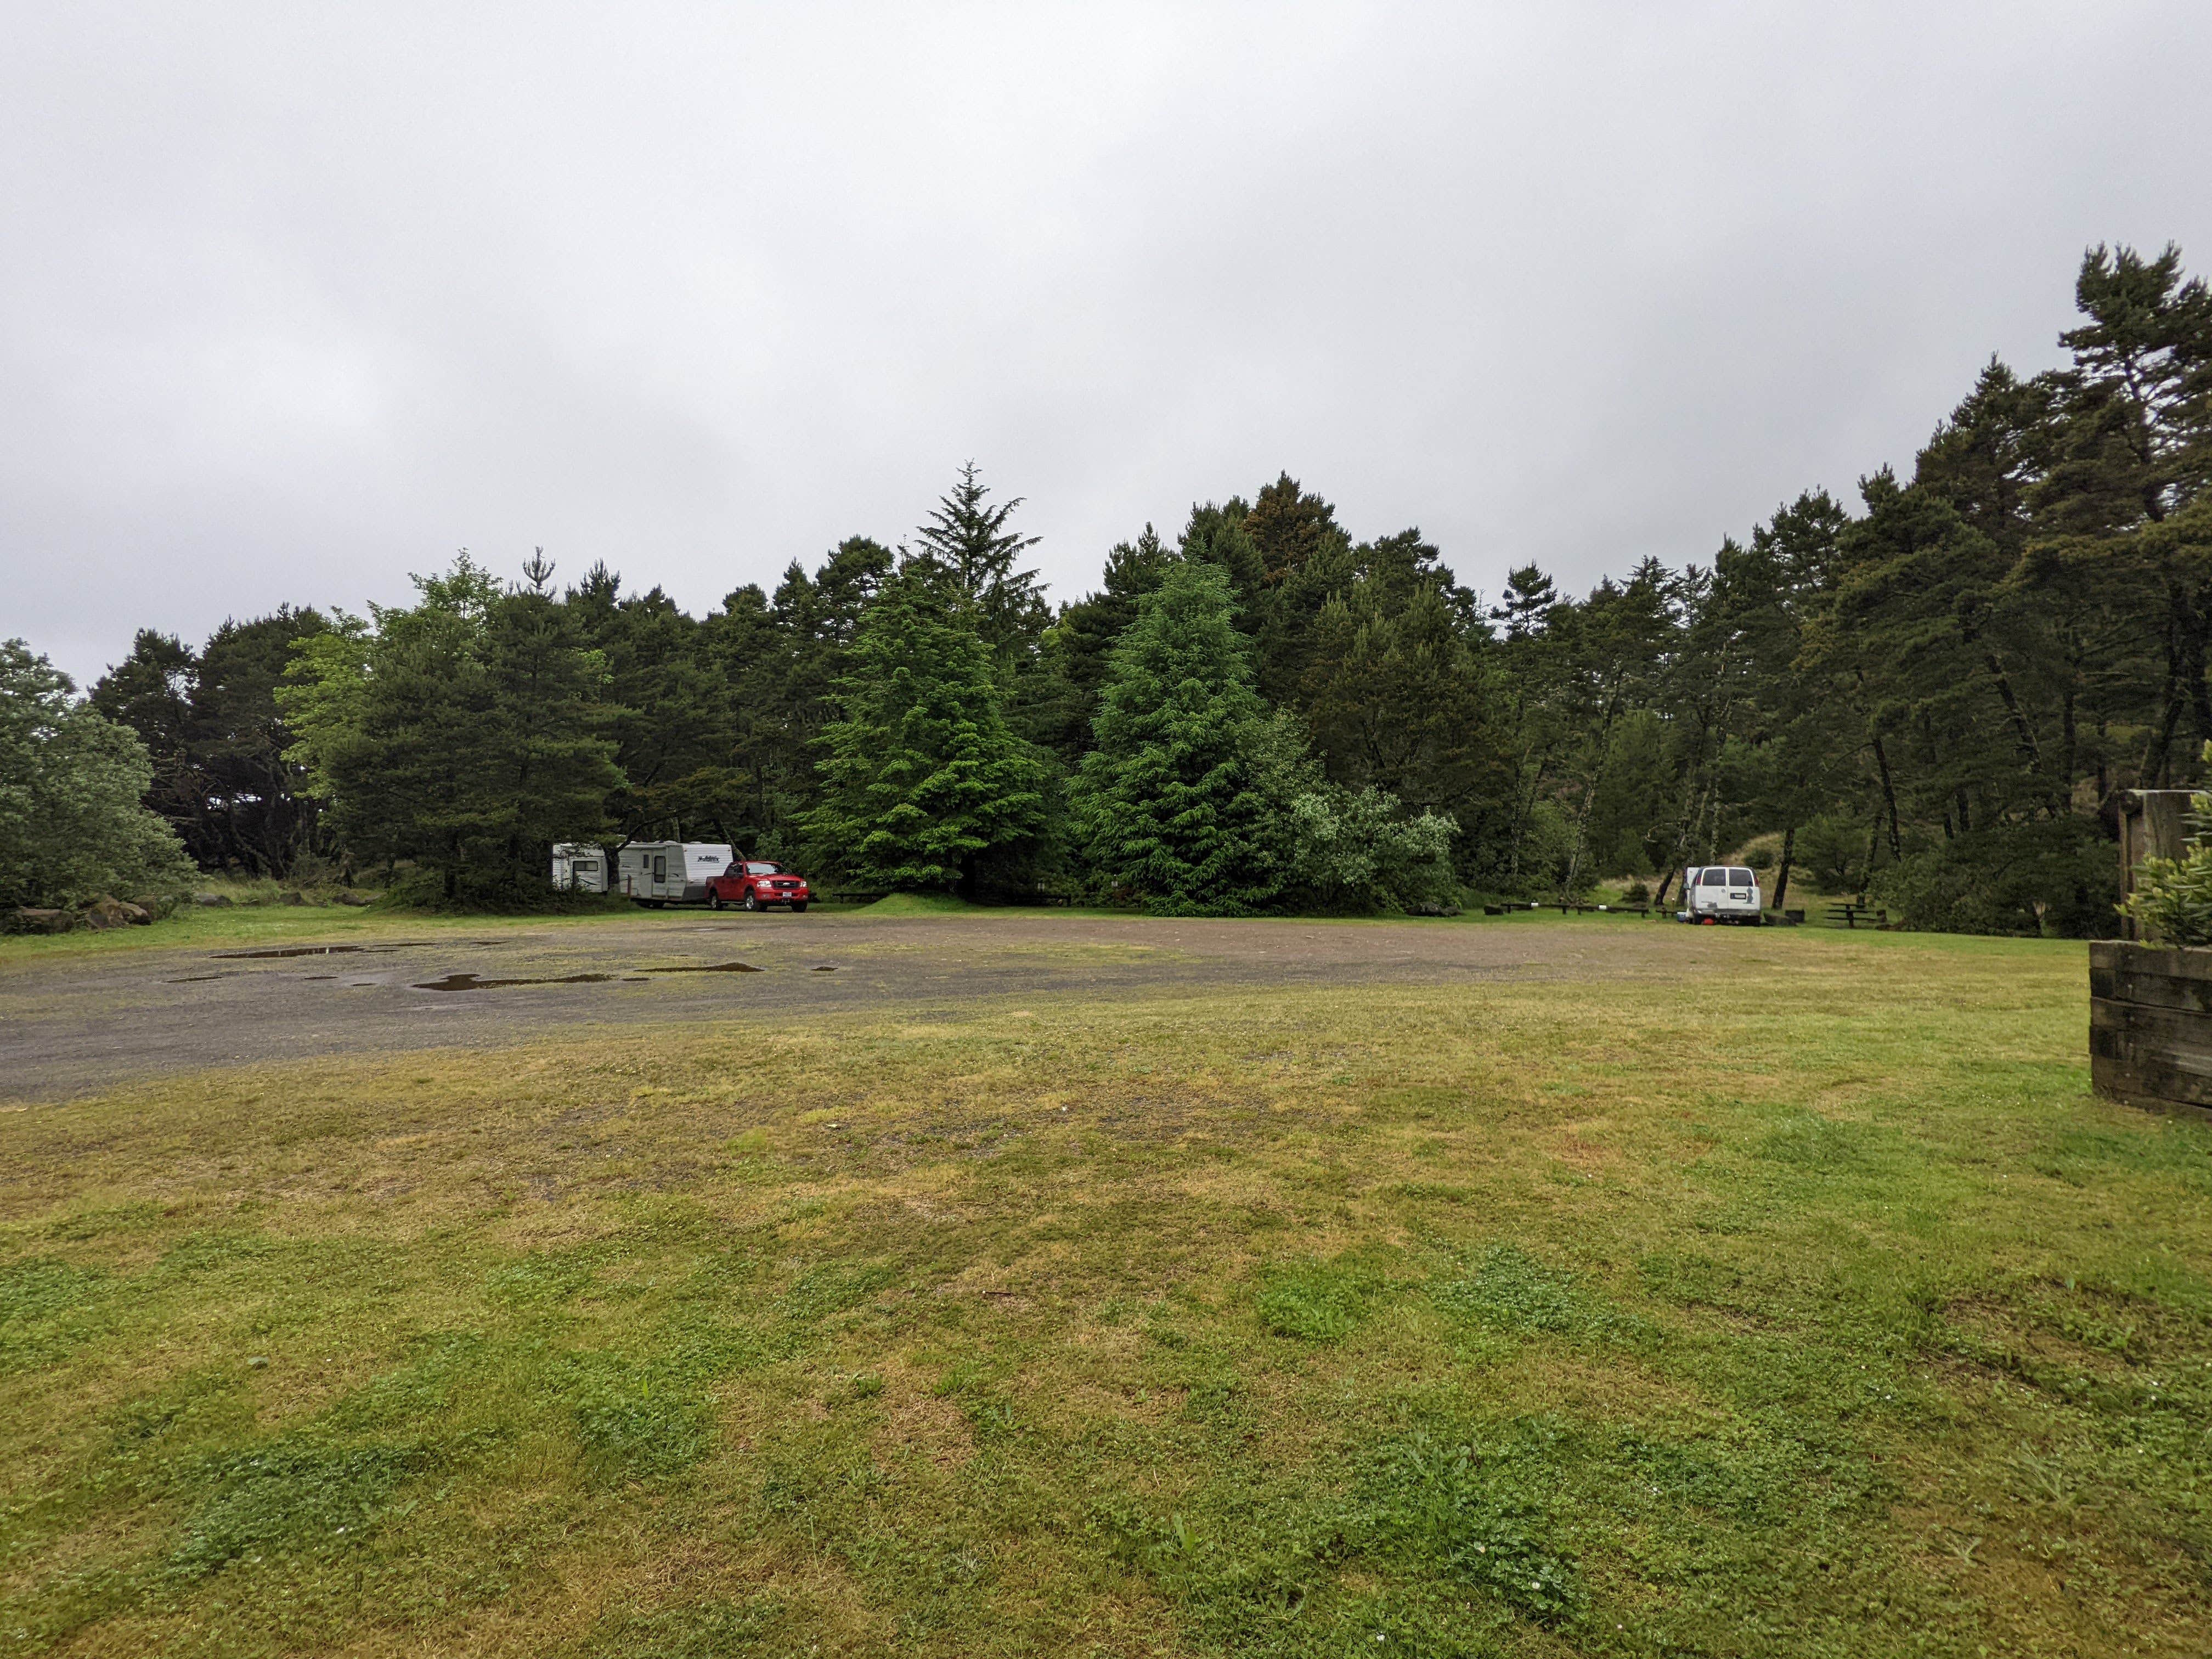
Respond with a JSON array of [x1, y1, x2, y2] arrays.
[[281, 554, 619, 901], [1030, 524, 1173, 764], [806, 557, 1046, 892], [478, 556, 625, 887], [913, 462, 1049, 659], [1299, 528, 1503, 868], [1069, 560, 1291, 913], [91, 609, 332, 876]]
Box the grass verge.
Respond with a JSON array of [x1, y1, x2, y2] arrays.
[[1, 932, 2206, 1655]]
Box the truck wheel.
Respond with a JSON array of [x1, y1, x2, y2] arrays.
[[743, 891, 759, 912], [708, 891, 723, 911], [791, 901, 808, 913]]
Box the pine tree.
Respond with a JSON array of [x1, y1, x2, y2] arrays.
[[281, 554, 619, 901], [806, 558, 1046, 891], [1030, 524, 1172, 763], [479, 558, 625, 887], [913, 462, 1049, 659], [1068, 560, 1291, 913]]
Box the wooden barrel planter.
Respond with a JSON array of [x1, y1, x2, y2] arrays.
[[2090, 943, 2212, 1113], [2096, 789, 2211, 1114]]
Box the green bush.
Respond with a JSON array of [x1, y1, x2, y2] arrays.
[[1871, 817, 2119, 937], [2125, 767, 2212, 945], [1793, 815, 1870, 896], [1285, 786, 1458, 913]]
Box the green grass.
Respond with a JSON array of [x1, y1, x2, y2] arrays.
[[2, 929, 2209, 1655], [854, 893, 990, 917]]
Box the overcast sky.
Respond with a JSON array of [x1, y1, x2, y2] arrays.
[[5, 3, 2209, 687]]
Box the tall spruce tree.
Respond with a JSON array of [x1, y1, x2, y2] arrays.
[[806, 556, 1046, 892], [478, 555, 625, 887], [913, 462, 1050, 661], [1069, 560, 1291, 913], [1030, 525, 1173, 764]]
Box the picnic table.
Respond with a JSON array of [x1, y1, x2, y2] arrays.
[[1825, 902, 1888, 928]]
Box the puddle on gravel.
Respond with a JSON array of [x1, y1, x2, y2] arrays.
[[211, 943, 434, 960], [639, 961, 763, 974], [163, 973, 233, 983], [812, 966, 837, 972], [410, 973, 617, 991]]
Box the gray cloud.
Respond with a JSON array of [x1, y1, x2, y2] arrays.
[[4, 2, 2208, 685]]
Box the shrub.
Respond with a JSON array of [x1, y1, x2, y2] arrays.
[[1871, 817, 2119, 937], [2125, 764, 2212, 945], [1285, 786, 1458, 913]]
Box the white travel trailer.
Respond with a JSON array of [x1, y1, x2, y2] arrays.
[[617, 841, 735, 906], [1679, 865, 1763, 924], [550, 843, 608, 893]]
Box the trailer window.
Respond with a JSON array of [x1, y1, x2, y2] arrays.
[[652, 856, 667, 879]]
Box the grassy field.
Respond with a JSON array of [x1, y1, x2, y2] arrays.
[[3, 924, 2208, 1656]]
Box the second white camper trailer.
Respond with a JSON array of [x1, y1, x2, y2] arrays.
[[617, 842, 735, 906], [550, 843, 608, 893]]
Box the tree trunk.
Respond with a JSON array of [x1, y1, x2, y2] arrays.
[[1504, 752, 1548, 887], [1982, 650, 2044, 775], [1871, 733, 1904, 861], [1773, 823, 1796, 911]]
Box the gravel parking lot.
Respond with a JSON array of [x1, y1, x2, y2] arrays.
[[0, 909, 1725, 1099]]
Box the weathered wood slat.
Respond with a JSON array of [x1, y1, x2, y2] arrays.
[[2089, 996, 2212, 1052], [2089, 940, 2212, 984], [2089, 1019, 2212, 1080], [2091, 1047, 2212, 1109], [2089, 941, 2212, 1113]]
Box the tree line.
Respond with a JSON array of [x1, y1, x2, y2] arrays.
[[8, 241, 2207, 930]]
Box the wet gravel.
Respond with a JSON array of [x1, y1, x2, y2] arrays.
[[0, 910, 1716, 1101]]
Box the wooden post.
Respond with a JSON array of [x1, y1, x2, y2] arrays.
[[2118, 790, 2194, 941]]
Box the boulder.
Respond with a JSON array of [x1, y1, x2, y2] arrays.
[[280, 890, 308, 906], [193, 893, 233, 907], [10, 907, 73, 934], [82, 895, 148, 930], [332, 890, 373, 907]]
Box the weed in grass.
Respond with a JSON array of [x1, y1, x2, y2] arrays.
[[1256, 1253, 1379, 1342], [1350, 1425, 1584, 1624], [1432, 1243, 1633, 1344], [556, 1352, 718, 1483], [0, 1255, 115, 1372], [166, 1435, 437, 1581]]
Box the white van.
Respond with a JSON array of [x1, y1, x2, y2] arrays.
[[616, 841, 735, 906], [550, 843, 608, 893], [1680, 865, 1763, 924]]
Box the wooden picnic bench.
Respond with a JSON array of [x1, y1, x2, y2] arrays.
[[1825, 902, 1888, 928]]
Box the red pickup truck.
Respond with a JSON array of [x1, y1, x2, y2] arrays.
[[704, 859, 812, 912]]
